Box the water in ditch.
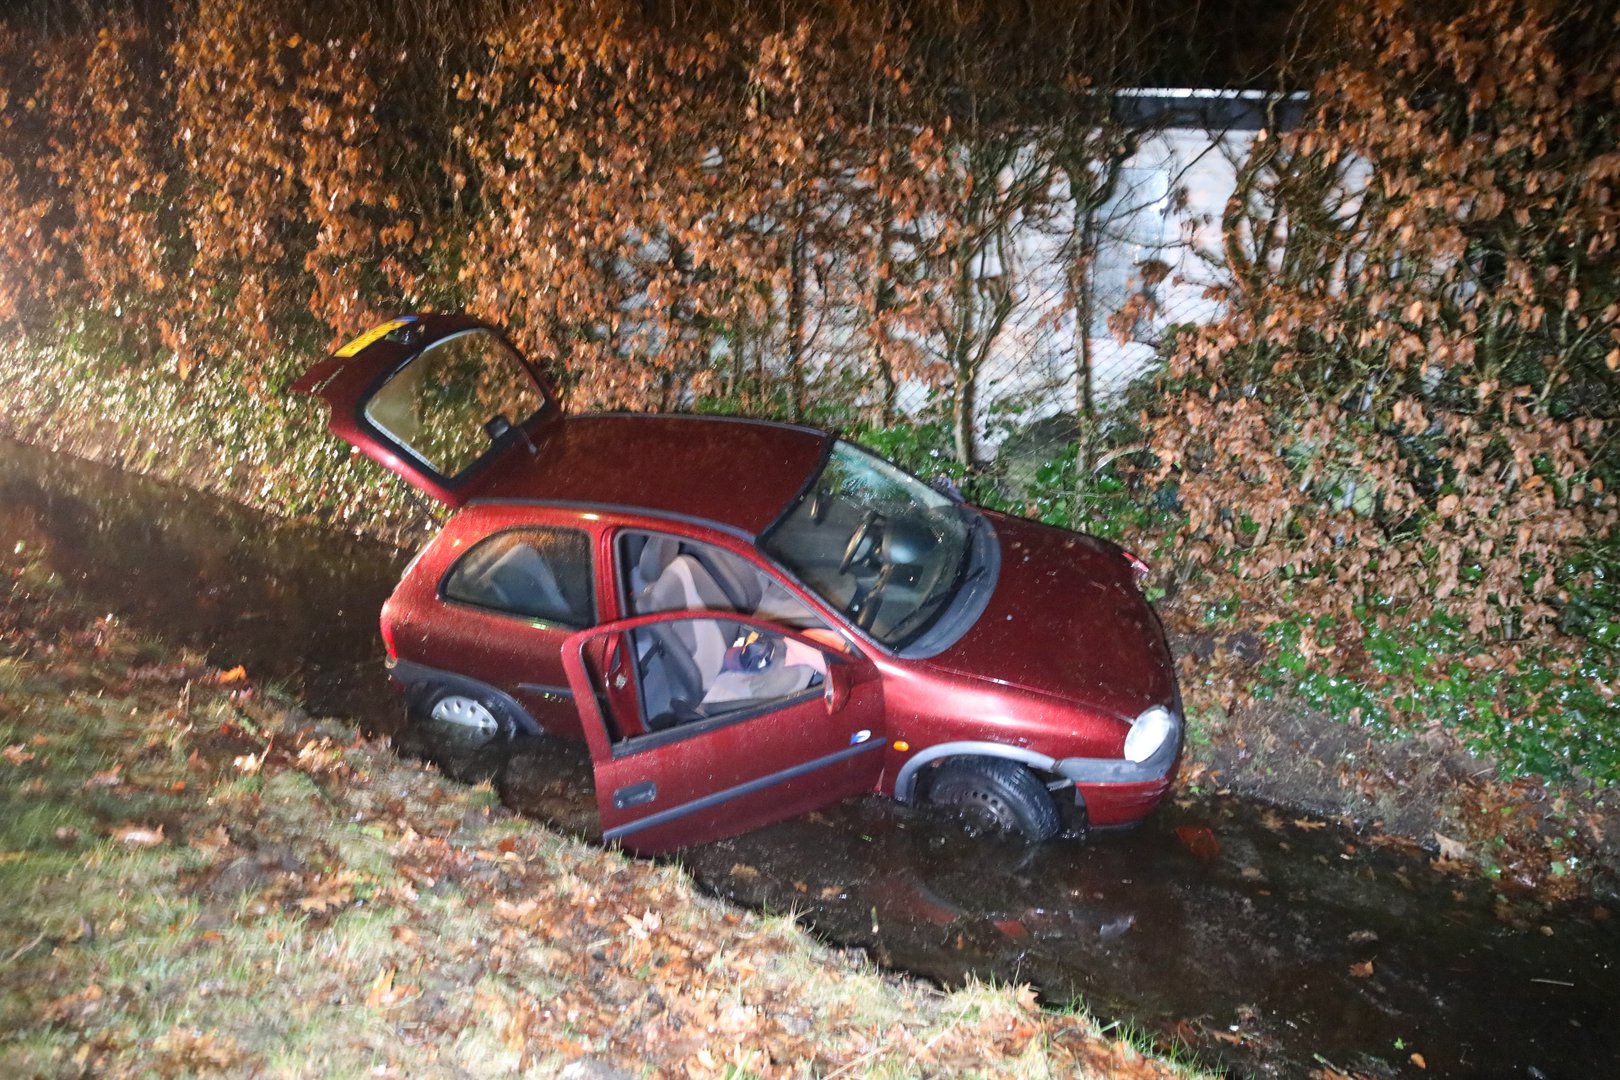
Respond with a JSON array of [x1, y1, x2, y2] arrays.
[[2, 435, 1616, 1079]]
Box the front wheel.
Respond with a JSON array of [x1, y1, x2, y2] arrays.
[[927, 759, 1060, 842]]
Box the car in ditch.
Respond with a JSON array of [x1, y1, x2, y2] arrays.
[[292, 313, 1183, 853]]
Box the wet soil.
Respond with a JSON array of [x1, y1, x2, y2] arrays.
[[3, 436, 1618, 1079], [0, 436, 404, 724], [1176, 660, 1620, 902]]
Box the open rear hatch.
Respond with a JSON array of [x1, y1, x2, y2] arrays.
[[291, 314, 561, 507]]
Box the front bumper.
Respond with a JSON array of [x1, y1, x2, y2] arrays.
[[891, 716, 1183, 806], [1054, 714, 1182, 785], [1060, 716, 1182, 827]]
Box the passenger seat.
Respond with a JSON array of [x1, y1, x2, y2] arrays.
[[636, 622, 705, 730]]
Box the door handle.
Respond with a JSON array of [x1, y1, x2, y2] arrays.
[[612, 780, 657, 810]]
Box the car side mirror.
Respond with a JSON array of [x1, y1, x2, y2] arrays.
[[823, 662, 851, 713]]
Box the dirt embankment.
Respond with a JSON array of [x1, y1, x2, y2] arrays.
[[1172, 631, 1620, 902], [0, 553, 1195, 1078]]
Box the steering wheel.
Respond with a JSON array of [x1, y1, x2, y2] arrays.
[[839, 510, 886, 574], [854, 562, 896, 630]]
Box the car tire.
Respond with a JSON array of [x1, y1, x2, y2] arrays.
[[418, 685, 518, 739], [927, 758, 1060, 842]]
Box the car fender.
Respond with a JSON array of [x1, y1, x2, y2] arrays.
[[893, 741, 1061, 803]]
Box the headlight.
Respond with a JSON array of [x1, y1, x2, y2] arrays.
[[1124, 705, 1176, 763]]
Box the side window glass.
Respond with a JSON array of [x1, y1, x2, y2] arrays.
[[620, 531, 823, 631], [443, 527, 593, 627], [622, 619, 827, 741]]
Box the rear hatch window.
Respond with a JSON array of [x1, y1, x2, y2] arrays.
[[365, 328, 545, 481]]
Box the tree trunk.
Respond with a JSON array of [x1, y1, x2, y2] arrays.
[[787, 207, 808, 420], [952, 370, 977, 468], [1073, 208, 1097, 479], [950, 253, 978, 468]]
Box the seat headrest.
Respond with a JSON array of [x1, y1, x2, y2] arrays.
[[638, 535, 680, 583]]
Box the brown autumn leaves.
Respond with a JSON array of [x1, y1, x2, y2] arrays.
[[1149, 0, 1617, 721]]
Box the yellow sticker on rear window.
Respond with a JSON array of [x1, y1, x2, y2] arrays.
[[334, 318, 413, 358]]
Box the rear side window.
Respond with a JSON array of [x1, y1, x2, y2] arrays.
[[442, 527, 593, 627]]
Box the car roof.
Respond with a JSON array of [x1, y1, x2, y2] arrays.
[[470, 413, 831, 538]]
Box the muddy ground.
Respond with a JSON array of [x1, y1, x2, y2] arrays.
[[1174, 630, 1620, 901]]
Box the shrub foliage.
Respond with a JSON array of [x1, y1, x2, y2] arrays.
[[1141, 0, 1618, 774]]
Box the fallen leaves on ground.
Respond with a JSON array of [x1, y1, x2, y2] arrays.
[[364, 966, 418, 1009], [294, 872, 357, 915], [84, 765, 122, 788], [113, 824, 165, 847], [151, 1025, 245, 1071], [1434, 832, 1469, 861], [1175, 824, 1222, 859]]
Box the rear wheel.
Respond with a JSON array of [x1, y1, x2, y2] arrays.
[[419, 685, 517, 739], [927, 759, 1060, 842]]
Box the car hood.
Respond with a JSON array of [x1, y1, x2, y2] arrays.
[[924, 512, 1177, 722]]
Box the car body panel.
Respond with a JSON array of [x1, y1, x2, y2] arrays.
[[472, 413, 829, 538], [561, 612, 888, 853], [291, 313, 561, 507], [927, 512, 1177, 721], [380, 503, 607, 737]]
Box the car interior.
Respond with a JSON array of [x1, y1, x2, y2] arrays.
[[617, 532, 830, 734], [761, 479, 961, 642]]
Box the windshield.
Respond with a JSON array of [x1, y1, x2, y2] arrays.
[[363, 328, 545, 480], [762, 440, 978, 649]]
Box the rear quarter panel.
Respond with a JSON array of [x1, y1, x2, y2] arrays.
[[384, 504, 611, 739]]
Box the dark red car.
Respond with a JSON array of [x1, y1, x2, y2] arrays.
[[293, 314, 1182, 853]]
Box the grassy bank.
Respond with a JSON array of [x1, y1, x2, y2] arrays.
[[0, 549, 1195, 1077], [0, 333, 433, 545]]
